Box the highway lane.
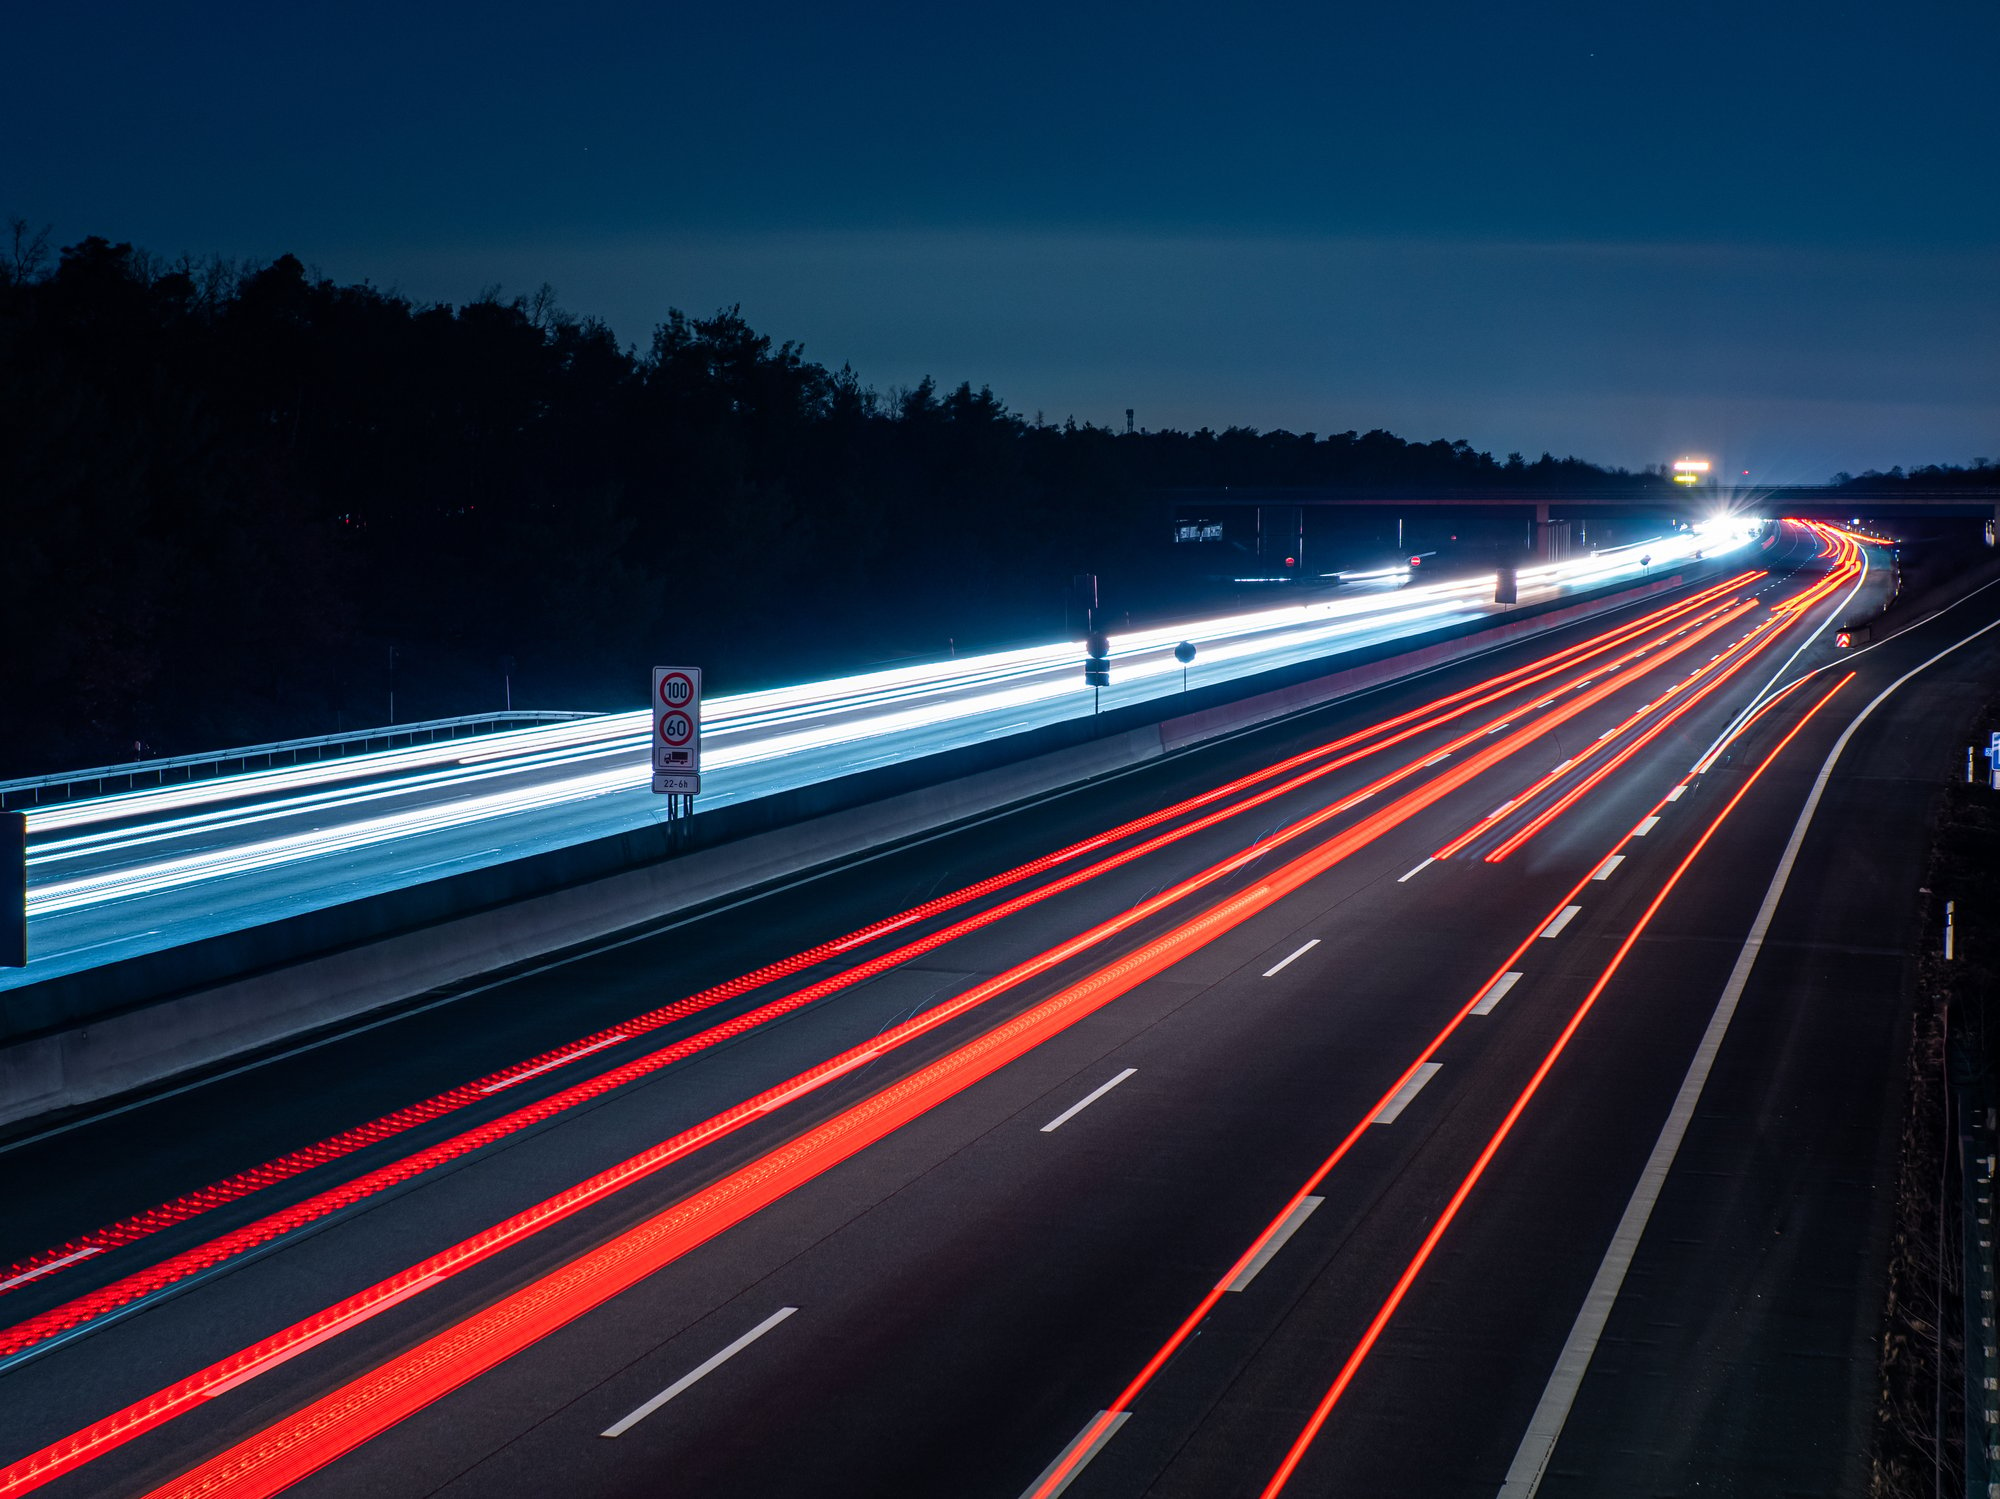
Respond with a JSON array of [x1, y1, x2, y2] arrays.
[[7, 524, 1759, 986], [0, 528, 1890, 1498], [1508, 583, 2000, 1497]]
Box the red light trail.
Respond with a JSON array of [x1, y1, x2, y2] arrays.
[[0, 578, 1760, 1351], [1255, 672, 1854, 1497]]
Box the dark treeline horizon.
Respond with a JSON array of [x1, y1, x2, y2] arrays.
[[3, 226, 1993, 779]]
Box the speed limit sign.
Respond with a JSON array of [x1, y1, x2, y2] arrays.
[[651, 666, 702, 781]]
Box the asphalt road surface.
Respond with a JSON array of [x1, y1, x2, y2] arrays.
[[2, 521, 1983, 1499]]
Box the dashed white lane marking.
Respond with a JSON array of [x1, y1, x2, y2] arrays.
[[1021, 1411, 1132, 1499], [1372, 1063, 1443, 1124], [1423, 752, 1452, 767], [1398, 858, 1435, 883], [1667, 785, 1688, 801], [1489, 800, 1517, 818], [0, 1246, 102, 1293], [1592, 855, 1625, 882], [601, 1307, 798, 1437], [1263, 939, 1320, 977], [1551, 759, 1574, 773], [1472, 972, 1524, 1015], [1041, 1069, 1138, 1133], [1633, 815, 1661, 836], [1226, 1196, 1326, 1292], [755, 1048, 882, 1114], [479, 1033, 628, 1093], [1487, 721, 1513, 734], [1541, 905, 1583, 939], [204, 1273, 445, 1398]]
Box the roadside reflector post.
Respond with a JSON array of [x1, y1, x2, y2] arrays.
[[1946, 899, 1956, 961], [2, 811, 24, 967]]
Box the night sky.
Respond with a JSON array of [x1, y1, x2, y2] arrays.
[[11, 1, 1996, 479]]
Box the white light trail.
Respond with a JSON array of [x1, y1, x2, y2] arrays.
[[22, 521, 1760, 917]]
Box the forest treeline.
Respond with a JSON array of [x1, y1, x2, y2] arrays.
[[0, 226, 1979, 777]]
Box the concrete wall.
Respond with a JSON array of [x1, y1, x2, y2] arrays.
[[0, 568, 1694, 1129]]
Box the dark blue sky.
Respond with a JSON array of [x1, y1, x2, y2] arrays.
[[11, 1, 1996, 478]]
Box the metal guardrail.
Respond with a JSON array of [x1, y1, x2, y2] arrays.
[[0, 711, 599, 809], [1958, 1042, 1997, 1498]]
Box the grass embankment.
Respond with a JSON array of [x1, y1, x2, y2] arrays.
[[1873, 703, 2000, 1497]]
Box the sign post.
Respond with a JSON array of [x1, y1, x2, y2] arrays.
[[651, 667, 702, 829], [1084, 631, 1111, 712], [2, 811, 25, 968]]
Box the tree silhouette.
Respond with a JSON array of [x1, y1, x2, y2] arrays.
[[0, 230, 1680, 776]]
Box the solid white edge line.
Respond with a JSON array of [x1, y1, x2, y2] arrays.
[[1498, 603, 2000, 1499], [1263, 938, 1321, 977], [1021, 1410, 1133, 1499], [1227, 1196, 1327, 1292], [1472, 971, 1524, 1015], [1591, 854, 1625, 882], [1372, 1062, 1443, 1124], [601, 1307, 798, 1438], [1540, 905, 1582, 939], [1398, 857, 1435, 883], [1041, 1069, 1138, 1133]]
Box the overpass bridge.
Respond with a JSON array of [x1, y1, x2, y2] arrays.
[[1162, 484, 2000, 565]]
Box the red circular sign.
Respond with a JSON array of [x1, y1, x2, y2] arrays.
[[657, 672, 696, 708], [659, 712, 695, 747]]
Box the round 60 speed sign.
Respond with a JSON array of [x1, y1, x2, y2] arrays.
[[659, 711, 695, 747]]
